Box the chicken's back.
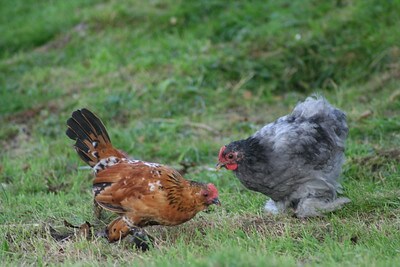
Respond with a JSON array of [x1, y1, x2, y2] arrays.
[[290, 96, 348, 147]]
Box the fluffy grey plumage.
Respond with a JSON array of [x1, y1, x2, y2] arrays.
[[217, 95, 350, 217]]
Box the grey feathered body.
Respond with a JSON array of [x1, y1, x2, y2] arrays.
[[228, 96, 350, 217]]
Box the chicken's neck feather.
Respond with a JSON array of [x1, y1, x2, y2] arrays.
[[234, 136, 272, 174]]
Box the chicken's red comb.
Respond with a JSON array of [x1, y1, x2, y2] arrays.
[[218, 146, 226, 160], [207, 183, 219, 197]]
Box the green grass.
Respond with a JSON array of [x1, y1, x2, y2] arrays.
[[1, 0, 400, 266]]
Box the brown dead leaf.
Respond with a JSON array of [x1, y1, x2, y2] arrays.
[[358, 110, 373, 120], [50, 220, 93, 242], [243, 90, 253, 100], [78, 221, 92, 240], [22, 164, 30, 173], [389, 90, 400, 102]]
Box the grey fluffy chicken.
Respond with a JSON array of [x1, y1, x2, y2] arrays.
[[217, 96, 350, 218]]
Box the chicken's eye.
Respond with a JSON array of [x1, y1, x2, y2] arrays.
[[228, 154, 234, 159], [203, 192, 209, 197]]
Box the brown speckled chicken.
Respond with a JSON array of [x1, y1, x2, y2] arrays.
[[217, 96, 350, 218], [66, 109, 220, 243]]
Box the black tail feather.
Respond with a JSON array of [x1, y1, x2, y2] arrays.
[[80, 109, 111, 143], [66, 117, 93, 144], [66, 109, 115, 167]]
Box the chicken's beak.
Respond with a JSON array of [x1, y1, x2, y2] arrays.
[[215, 162, 225, 171], [212, 198, 221, 206]]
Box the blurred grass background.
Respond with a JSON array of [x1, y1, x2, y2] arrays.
[[0, 0, 399, 266]]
